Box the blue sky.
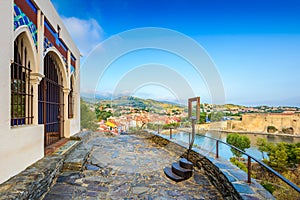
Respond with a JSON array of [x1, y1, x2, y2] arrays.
[[51, 0, 300, 106]]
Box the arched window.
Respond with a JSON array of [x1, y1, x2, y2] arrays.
[[11, 39, 33, 126], [68, 78, 74, 118]]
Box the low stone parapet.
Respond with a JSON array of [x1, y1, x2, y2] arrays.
[[142, 131, 274, 200], [70, 130, 93, 143], [0, 155, 64, 200], [0, 131, 93, 200], [62, 142, 92, 172]]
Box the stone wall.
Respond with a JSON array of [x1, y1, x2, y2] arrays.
[[0, 156, 64, 200], [196, 121, 227, 130], [70, 130, 94, 143], [227, 113, 300, 135], [0, 131, 90, 200]]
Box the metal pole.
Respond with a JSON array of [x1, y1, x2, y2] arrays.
[[157, 124, 160, 134], [247, 156, 251, 184], [216, 140, 219, 158], [187, 118, 196, 160], [192, 119, 195, 139], [170, 128, 172, 139]]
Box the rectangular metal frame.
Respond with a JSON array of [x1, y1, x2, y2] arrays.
[[188, 97, 200, 121]]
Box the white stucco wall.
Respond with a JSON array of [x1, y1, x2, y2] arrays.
[[0, 0, 80, 184], [0, 126, 44, 184], [0, 0, 44, 184], [0, 0, 13, 131]]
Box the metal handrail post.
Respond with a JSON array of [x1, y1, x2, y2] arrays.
[[248, 156, 251, 184], [216, 140, 219, 158], [187, 117, 196, 160]]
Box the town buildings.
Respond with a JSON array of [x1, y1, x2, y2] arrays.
[[0, 0, 80, 183]]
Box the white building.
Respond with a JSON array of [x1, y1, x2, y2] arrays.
[[0, 0, 80, 183]]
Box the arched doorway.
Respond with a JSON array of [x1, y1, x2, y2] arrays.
[[38, 54, 64, 147]]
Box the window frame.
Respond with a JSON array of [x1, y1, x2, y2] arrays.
[[11, 39, 33, 126]]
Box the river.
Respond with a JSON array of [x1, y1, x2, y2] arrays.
[[158, 131, 300, 161]]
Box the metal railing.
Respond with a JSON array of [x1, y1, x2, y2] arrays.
[[154, 127, 300, 194], [195, 133, 300, 193], [206, 135, 297, 187]]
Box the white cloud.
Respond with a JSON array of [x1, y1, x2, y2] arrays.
[[62, 16, 103, 56]]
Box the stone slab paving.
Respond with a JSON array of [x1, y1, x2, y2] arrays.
[[44, 134, 223, 200]]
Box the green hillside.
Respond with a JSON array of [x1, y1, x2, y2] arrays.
[[95, 96, 185, 114]]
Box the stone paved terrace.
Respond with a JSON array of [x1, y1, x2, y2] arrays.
[[43, 133, 223, 199]]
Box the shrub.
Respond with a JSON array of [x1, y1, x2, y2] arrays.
[[267, 126, 277, 133], [282, 127, 294, 134], [230, 157, 248, 172], [162, 122, 180, 129], [261, 181, 276, 194]]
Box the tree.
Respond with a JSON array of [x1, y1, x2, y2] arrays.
[[254, 139, 300, 199], [163, 122, 180, 129], [226, 133, 251, 158], [208, 112, 224, 122], [80, 99, 98, 131], [256, 138, 268, 159], [147, 123, 157, 130], [292, 147, 300, 164], [264, 142, 289, 172], [268, 143, 289, 171], [257, 141, 300, 172], [199, 112, 207, 124], [95, 106, 113, 120]]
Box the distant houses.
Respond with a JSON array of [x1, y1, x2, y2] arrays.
[[95, 110, 185, 135], [92, 99, 300, 135]]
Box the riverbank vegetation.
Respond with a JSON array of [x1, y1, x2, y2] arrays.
[[256, 138, 300, 172], [255, 138, 300, 199], [227, 134, 300, 199]]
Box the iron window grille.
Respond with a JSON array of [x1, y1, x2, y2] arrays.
[[11, 40, 33, 126], [68, 78, 74, 118]]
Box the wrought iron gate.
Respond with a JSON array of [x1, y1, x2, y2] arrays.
[[38, 54, 64, 147]]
